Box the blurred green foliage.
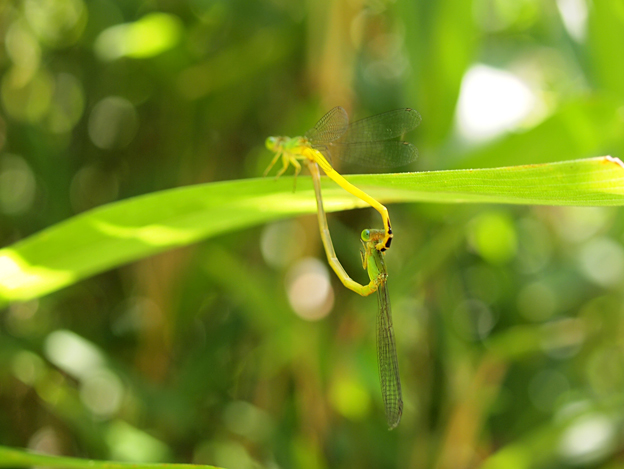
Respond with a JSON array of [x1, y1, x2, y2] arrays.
[[1, 0, 624, 468]]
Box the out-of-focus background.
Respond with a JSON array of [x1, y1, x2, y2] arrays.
[[2, 0, 624, 468]]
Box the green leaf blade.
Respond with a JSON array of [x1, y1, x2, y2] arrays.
[[1, 156, 623, 305]]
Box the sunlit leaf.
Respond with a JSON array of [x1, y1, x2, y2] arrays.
[[1, 156, 623, 306]]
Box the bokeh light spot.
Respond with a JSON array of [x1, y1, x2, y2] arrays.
[[554, 207, 612, 243], [0, 154, 37, 214], [559, 414, 616, 464], [556, 0, 587, 42], [579, 237, 624, 288], [11, 350, 45, 385], [329, 376, 371, 421], [45, 72, 85, 134], [540, 318, 585, 358], [5, 299, 42, 337], [106, 420, 170, 463], [1, 68, 54, 123], [517, 282, 557, 322], [212, 440, 256, 469], [286, 258, 334, 320], [94, 13, 183, 61], [28, 426, 62, 455], [80, 369, 124, 417], [468, 211, 518, 265], [456, 64, 536, 142], [260, 220, 307, 268], [24, 0, 87, 47], [88, 96, 138, 149], [44, 329, 105, 379], [223, 401, 274, 442], [5, 21, 41, 76]]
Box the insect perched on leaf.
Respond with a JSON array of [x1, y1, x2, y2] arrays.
[[265, 106, 421, 252]]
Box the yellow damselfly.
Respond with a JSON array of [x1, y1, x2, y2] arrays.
[[265, 106, 420, 252]]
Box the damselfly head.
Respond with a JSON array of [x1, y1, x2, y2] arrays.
[[361, 228, 385, 244], [265, 136, 282, 151]]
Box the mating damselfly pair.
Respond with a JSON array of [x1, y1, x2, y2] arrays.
[[265, 106, 420, 429]]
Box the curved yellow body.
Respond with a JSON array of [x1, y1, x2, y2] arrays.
[[264, 136, 393, 251]]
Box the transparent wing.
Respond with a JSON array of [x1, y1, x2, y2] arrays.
[[305, 106, 349, 145], [321, 140, 418, 168], [375, 266, 403, 429], [328, 141, 418, 168], [339, 108, 421, 143]]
